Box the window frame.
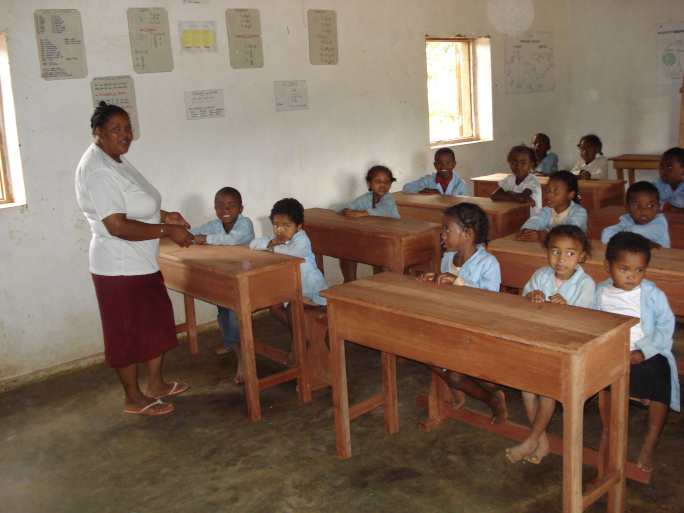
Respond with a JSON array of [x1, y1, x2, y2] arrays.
[[426, 36, 478, 148]]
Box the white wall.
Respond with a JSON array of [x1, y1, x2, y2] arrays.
[[0, 0, 679, 383]]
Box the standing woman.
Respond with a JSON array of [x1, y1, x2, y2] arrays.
[[75, 102, 193, 416]]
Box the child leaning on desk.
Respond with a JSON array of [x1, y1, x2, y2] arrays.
[[491, 144, 542, 216], [335, 165, 400, 283], [531, 133, 559, 176], [516, 170, 588, 242], [570, 134, 608, 180], [402, 147, 467, 195], [250, 198, 328, 367], [592, 232, 680, 473], [416, 203, 507, 425], [654, 146, 684, 214], [190, 187, 255, 384], [601, 181, 670, 249], [506, 225, 595, 465]]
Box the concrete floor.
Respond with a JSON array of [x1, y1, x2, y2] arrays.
[[1, 314, 683, 513]]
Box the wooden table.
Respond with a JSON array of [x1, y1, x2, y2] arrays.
[[158, 240, 311, 422], [322, 272, 635, 513], [471, 173, 626, 212], [304, 207, 442, 274], [392, 191, 532, 241], [488, 234, 684, 316], [609, 154, 660, 186], [587, 206, 684, 249]]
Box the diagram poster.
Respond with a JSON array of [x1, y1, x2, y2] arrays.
[[34, 9, 87, 80], [657, 22, 684, 85], [274, 81, 308, 112], [226, 9, 264, 69], [91, 76, 141, 140], [127, 8, 174, 74], [184, 89, 225, 120], [179, 21, 217, 53], [307, 10, 338, 65], [505, 32, 554, 94]]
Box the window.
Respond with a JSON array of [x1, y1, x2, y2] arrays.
[[0, 33, 25, 208], [426, 36, 492, 147]]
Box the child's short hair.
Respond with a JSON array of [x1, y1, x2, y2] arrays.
[[434, 147, 455, 161], [543, 225, 592, 261], [625, 181, 659, 204], [605, 232, 651, 265], [578, 134, 603, 154], [215, 186, 242, 204], [533, 133, 551, 147], [662, 146, 684, 167], [548, 170, 581, 204], [365, 165, 397, 184], [507, 145, 537, 165], [270, 198, 304, 226], [443, 203, 489, 246]]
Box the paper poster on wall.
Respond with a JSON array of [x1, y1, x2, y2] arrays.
[[33, 9, 87, 80], [179, 21, 218, 53], [225, 9, 264, 69], [657, 22, 684, 85], [183, 0, 211, 3], [505, 32, 554, 94], [127, 8, 174, 74], [91, 76, 141, 140], [274, 81, 308, 112], [184, 89, 225, 120], [307, 10, 338, 65]]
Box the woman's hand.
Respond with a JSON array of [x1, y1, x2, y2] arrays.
[[526, 290, 546, 303], [167, 224, 194, 248], [161, 210, 191, 229]]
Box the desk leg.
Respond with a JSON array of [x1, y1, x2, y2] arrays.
[[615, 168, 624, 182], [606, 373, 628, 512], [628, 170, 635, 186], [382, 352, 399, 434], [562, 356, 585, 513], [238, 301, 260, 422], [290, 295, 312, 404], [183, 295, 198, 354], [329, 304, 352, 459]]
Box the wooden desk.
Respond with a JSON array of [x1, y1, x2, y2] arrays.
[[392, 191, 532, 241], [609, 154, 660, 186], [304, 207, 441, 274], [488, 234, 684, 316], [158, 240, 311, 422], [322, 272, 635, 513], [587, 206, 684, 249], [471, 173, 626, 212]]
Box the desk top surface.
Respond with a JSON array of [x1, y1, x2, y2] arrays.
[[488, 234, 684, 275], [321, 272, 636, 354], [471, 173, 625, 189], [392, 192, 533, 214], [304, 207, 440, 238], [159, 240, 303, 276], [588, 205, 684, 225], [609, 154, 661, 164]]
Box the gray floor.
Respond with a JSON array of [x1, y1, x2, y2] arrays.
[[1, 315, 682, 513]]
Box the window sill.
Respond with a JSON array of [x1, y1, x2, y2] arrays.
[[0, 201, 26, 211], [430, 137, 492, 149]]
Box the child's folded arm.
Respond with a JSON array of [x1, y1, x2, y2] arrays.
[[271, 233, 311, 258], [368, 194, 400, 218], [402, 175, 429, 193], [249, 236, 271, 251], [601, 219, 627, 244], [206, 219, 255, 246]]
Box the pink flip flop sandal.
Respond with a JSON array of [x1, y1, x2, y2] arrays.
[[124, 399, 173, 416], [154, 382, 189, 399]]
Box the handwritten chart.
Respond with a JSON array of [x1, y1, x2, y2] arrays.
[[179, 22, 217, 53], [274, 81, 308, 112], [226, 9, 264, 69], [91, 76, 141, 140], [33, 9, 87, 80], [308, 10, 338, 65], [184, 89, 225, 120], [127, 8, 173, 74]]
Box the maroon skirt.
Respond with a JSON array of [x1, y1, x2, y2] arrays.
[[91, 271, 178, 368]]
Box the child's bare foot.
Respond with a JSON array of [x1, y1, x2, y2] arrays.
[[506, 439, 537, 463], [524, 433, 550, 464], [233, 361, 244, 385], [637, 442, 657, 473], [490, 389, 507, 425]]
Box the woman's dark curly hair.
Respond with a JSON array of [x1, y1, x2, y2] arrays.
[[91, 101, 129, 134], [443, 203, 489, 246], [270, 198, 304, 226]]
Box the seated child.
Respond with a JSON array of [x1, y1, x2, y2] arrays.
[[592, 232, 680, 472], [402, 147, 467, 195], [250, 198, 328, 366], [654, 146, 684, 213], [335, 165, 399, 282], [417, 203, 506, 424], [601, 181, 670, 249], [531, 133, 558, 175], [570, 134, 608, 180], [491, 145, 542, 216], [507, 225, 594, 464], [516, 171, 588, 242], [190, 187, 255, 384]]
